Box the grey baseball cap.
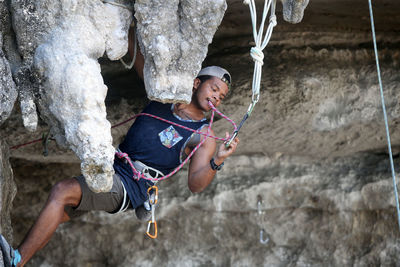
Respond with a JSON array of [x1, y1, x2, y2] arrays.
[[197, 66, 232, 88]]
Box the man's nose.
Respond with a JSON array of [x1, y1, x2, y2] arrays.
[[213, 94, 220, 104]]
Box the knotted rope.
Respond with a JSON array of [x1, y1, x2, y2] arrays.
[[245, 0, 277, 104], [226, 0, 277, 147]]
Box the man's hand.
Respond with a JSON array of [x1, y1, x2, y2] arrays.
[[214, 132, 240, 165]]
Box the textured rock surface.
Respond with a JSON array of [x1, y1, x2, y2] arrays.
[[135, 0, 227, 103], [0, 35, 17, 126], [10, 154, 400, 266], [33, 0, 132, 192], [0, 2, 18, 126], [2, 0, 400, 266], [9, 0, 42, 132], [0, 141, 16, 246], [280, 0, 309, 23], [8, 0, 132, 192]]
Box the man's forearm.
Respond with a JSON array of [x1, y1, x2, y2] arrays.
[[188, 163, 217, 193], [188, 155, 225, 193]]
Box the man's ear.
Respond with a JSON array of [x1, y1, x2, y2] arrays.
[[193, 78, 201, 91]]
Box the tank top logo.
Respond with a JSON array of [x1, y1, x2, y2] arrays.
[[159, 125, 183, 148]]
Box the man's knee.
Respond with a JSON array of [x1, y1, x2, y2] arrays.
[[49, 178, 82, 207]]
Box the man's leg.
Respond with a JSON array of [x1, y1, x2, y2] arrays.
[[16, 177, 82, 267]]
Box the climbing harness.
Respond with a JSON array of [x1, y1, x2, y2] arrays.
[[226, 0, 277, 147], [368, 0, 400, 230], [257, 195, 269, 245]]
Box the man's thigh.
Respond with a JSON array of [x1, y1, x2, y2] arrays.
[[64, 174, 124, 218]]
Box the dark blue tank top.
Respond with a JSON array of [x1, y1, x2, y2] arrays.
[[114, 101, 208, 208]]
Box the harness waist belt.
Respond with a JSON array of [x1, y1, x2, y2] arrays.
[[116, 148, 165, 180], [132, 160, 165, 180]]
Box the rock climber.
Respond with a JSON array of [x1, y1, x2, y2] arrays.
[[0, 26, 239, 267]]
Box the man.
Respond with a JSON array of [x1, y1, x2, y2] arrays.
[[1, 28, 239, 267]]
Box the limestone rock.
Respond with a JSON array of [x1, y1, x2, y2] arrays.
[[0, 141, 16, 244], [30, 1, 132, 192], [9, 0, 47, 132], [0, 35, 17, 126], [280, 0, 309, 24], [135, 0, 227, 103]]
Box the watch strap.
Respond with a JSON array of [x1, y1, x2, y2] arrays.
[[210, 157, 224, 171]]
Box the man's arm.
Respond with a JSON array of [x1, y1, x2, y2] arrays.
[[188, 129, 239, 193]]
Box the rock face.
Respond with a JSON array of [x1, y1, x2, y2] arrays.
[[1, 0, 230, 193], [32, 0, 132, 192], [0, 142, 16, 247], [280, 0, 309, 23], [10, 154, 400, 266], [4, 0, 135, 192], [0, 35, 17, 125], [2, 0, 400, 266], [135, 0, 227, 103], [0, 2, 17, 125]]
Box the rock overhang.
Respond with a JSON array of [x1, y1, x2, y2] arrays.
[[1, 0, 400, 190]]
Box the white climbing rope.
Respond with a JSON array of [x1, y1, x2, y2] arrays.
[[101, 0, 136, 69], [226, 0, 277, 147], [244, 0, 277, 104], [120, 24, 137, 70], [368, 0, 400, 231]]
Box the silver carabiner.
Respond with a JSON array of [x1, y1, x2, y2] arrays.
[[257, 195, 269, 244], [259, 229, 269, 244], [257, 195, 262, 215]]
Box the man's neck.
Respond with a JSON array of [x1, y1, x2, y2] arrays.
[[173, 103, 205, 121]]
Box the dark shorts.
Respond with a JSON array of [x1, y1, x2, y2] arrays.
[[64, 173, 128, 218]]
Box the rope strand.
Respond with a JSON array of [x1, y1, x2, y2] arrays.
[[368, 0, 400, 231]]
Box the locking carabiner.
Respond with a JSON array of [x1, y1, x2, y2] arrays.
[[147, 185, 158, 205]]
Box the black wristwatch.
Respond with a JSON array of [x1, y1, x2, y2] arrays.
[[210, 157, 224, 171]]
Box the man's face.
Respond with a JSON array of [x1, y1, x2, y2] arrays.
[[192, 76, 229, 111]]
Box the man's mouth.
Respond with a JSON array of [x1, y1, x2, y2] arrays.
[[207, 98, 215, 107]]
